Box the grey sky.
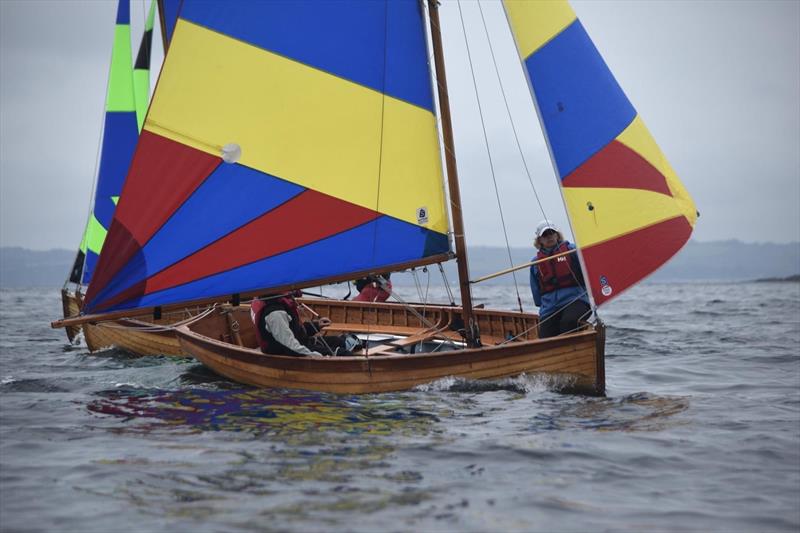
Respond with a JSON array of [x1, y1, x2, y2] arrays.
[[1, 0, 798, 252]]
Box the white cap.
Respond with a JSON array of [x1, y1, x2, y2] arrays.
[[535, 219, 559, 237]]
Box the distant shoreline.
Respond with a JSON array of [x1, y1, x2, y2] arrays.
[[753, 274, 800, 283], [2, 242, 799, 288]]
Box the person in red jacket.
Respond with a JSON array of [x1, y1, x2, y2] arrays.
[[353, 273, 392, 302], [530, 220, 590, 338], [250, 291, 361, 356]]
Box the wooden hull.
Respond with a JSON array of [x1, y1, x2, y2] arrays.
[[60, 290, 82, 343], [82, 318, 185, 357], [62, 288, 188, 356], [177, 299, 605, 395]]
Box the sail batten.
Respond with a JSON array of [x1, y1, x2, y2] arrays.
[[84, 0, 450, 314], [503, 0, 697, 306]]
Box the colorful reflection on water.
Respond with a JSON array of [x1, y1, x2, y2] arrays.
[[87, 387, 442, 438]]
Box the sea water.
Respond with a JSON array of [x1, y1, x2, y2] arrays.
[[1, 283, 798, 532]]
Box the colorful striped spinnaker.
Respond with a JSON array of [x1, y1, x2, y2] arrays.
[[503, 0, 697, 306], [75, 0, 139, 286], [83, 1, 450, 313]]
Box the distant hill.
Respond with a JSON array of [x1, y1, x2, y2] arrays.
[[455, 240, 800, 284], [1, 240, 798, 288], [0, 247, 75, 288], [754, 274, 800, 283]]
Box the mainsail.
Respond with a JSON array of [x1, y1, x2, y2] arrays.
[[83, 1, 450, 314], [68, 0, 154, 285], [504, 0, 697, 306]]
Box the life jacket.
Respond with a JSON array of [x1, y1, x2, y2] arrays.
[[354, 280, 392, 302], [536, 241, 583, 294], [250, 296, 308, 354]]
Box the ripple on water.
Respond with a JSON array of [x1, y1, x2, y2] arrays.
[[1, 285, 799, 532]]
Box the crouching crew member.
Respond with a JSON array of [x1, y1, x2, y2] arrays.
[[250, 291, 361, 356], [530, 220, 591, 338]]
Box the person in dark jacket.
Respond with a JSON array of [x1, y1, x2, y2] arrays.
[[250, 292, 361, 356], [530, 220, 591, 338]]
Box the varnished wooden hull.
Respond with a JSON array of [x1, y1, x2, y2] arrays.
[[60, 290, 82, 343], [177, 299, 605, 395], [82, 318, 185, 357], [62, 289, 188, 356]]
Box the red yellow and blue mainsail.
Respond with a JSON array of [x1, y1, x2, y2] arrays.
[[83, 0, 450, 314], [504, 0, 697, 306]]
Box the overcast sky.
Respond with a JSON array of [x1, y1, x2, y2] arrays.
[[1, 0, 798, 252]]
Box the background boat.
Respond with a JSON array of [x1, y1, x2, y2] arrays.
[[60, 1, 202, 357]]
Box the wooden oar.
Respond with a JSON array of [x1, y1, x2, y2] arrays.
[[470, 249, 577, 284]]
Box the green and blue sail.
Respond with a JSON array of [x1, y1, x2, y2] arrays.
[[70, 0, 155, 285]]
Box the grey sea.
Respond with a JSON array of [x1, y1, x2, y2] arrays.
[[1, 283, 798, 532]]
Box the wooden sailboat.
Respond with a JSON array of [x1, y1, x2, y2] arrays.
[[177, 298, 605, 394], [62, 0, 147, 348], [54, 0, 696, 394]]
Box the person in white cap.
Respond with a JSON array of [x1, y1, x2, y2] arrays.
[[530, 220, 590, 338]]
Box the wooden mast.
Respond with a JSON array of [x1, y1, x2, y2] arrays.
[[427, 0, 480, 347]]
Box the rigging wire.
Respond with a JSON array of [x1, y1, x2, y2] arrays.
[[412, 268, 424, 302], [476, 0, 551, 224], [368, 1, 391, 277], [476, 2, 590, 306], [437, 263, 456, 305], [385, 290, 461, 350], [72, 14, 119, 288], [456, 0, 524, 313]]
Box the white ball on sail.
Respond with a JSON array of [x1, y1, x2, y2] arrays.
[[221, 143, 241, 164]]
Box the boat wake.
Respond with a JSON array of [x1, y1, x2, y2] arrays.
[[413, 373, 578, 394]]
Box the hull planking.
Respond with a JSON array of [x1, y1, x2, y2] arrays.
[[177, 299, 605, 395]]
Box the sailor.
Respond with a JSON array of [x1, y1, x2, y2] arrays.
[[250, 291, 361, 356], [353, 273, 392, 302], [530, 220, 591, 338]]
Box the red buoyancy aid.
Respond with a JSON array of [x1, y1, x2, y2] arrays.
[[536, 241, 581, 294], [250, 296, 307, 354], [353, 280, 392, 302]]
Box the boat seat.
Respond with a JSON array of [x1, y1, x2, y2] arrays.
[[365, 324, 453, 356]]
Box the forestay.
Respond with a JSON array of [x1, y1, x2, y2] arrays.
[[84, 0, 451, 314], [504, 0, 697, 306]]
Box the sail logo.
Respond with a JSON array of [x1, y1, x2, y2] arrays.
[[599, 275, 613, 296], [417, 207, 429, 224]]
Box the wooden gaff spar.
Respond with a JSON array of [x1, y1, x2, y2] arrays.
[[54, 0, 697, 393]]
